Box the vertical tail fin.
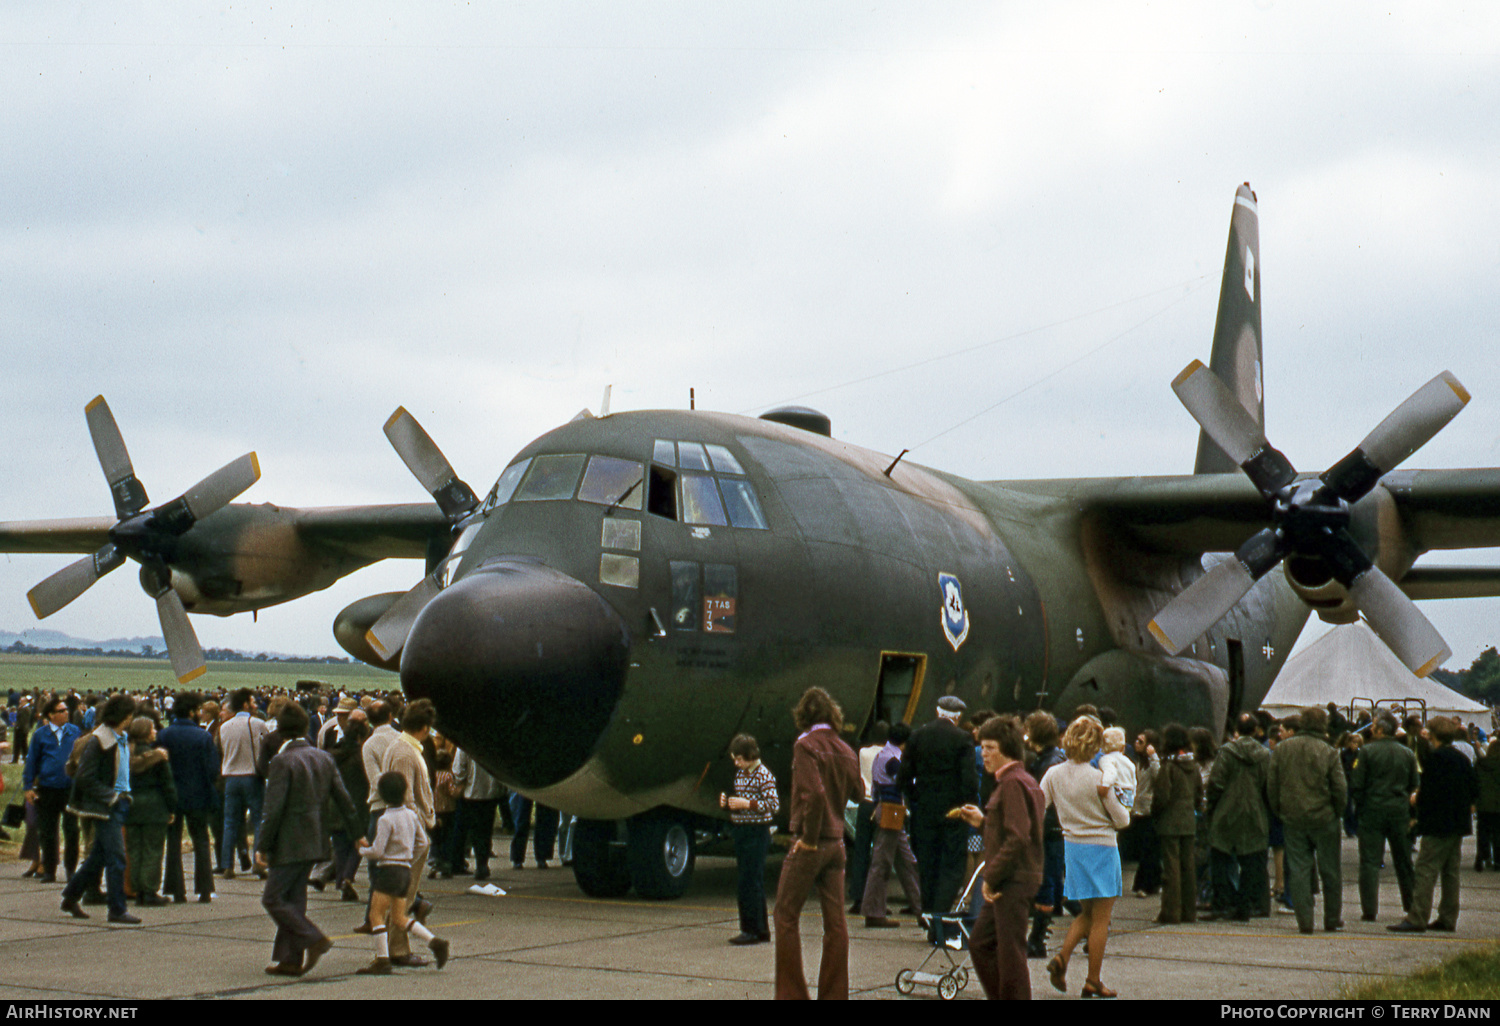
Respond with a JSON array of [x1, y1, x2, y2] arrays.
[[1194, 183, 1264, 475]]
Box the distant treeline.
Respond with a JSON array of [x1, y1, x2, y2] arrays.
[[2, 640, 351, 664]]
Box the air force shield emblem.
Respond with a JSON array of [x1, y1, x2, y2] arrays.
[[938, 572, 970, 651]]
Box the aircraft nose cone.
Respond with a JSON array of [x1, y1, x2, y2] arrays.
[[401, 558, 630, 790]]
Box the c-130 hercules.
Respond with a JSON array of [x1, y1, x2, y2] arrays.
[[4, 184, 1497, 899]]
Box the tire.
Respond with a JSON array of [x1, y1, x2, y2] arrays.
[[938, 973, 959, 1001], [571, 818, 632, 898], [626, 809, 696, 900], [895, 969, 916, 995], [953, 966, 969, 990]]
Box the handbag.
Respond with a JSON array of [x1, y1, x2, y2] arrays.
[[876, 801, 907, 831]]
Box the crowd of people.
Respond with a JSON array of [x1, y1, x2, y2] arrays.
[[5, 681, 1497, 998], [4, 682, 568, 978], [723, 690, 1497, 1000]]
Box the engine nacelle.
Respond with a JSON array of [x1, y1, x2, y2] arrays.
[[334, 592, 405, 671], [1284, 555, 1359, 624]]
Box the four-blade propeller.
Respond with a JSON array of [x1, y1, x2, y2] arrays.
[[27, 396, 260, 684], [1148, 362, 1468, 677], [364, 407, 480, 663]]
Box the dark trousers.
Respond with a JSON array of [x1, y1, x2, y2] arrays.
[[34, 787, 79, 877], [459, 798, 500, 873], [1131, 813, 1161, 894], [731, 822, 772, 937], [1284, 819, 1342, 931], [1475, 812, 1500, 866], [126, 821, 167, 896], [909, 812, 968, 914], [166, 808, 214, 899], [1210, 847, 1268, 919], [1158, 833, 1197, 923], [63, 798, 130, 917], [262, 859, 324, 965], [509, 795, 558, 866], [330, 830, 361, 885], [773, 840, 849, 1000], [1357, 806, 1414, 918], [845, 800, 875, 905], [970, 882, 1032, 1000]]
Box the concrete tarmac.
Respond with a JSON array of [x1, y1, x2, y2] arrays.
[[0, 839, 1494, 1001]]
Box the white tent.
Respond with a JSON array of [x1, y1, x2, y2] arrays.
[[1262, 622, 1492, 731]]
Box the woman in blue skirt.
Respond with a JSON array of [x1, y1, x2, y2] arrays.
[[1038, 716, 1131, 998]]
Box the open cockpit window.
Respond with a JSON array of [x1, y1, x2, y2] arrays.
[[649, 439, 766, 529]]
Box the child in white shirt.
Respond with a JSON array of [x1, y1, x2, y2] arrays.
[[1097, 726, 1137, 810]]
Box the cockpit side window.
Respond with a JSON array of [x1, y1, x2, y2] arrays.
[[483, 458, 532, 512], [679, 473, 728, 526], [676, 442, 711, 472], [704, 444, 744, 475], [577, 456, 644, 510], [514, 454, 587, 502], [718, 477, 767, 529]]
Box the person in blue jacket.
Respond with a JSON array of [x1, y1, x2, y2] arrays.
[[23, 696, 80, 883]]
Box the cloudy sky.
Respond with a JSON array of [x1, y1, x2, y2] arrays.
[[2, 2, 1498, 669]]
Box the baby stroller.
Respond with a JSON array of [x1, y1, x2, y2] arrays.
[[894, 863, 984, 1000]]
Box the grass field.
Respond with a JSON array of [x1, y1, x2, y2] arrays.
[[0, 653, 399, 697], [1343, 942, 1500, 1000]]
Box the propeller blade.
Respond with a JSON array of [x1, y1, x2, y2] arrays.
[[1349, 567, 1451, 678], [85, 396, 149, 519], [365, 575, 442, 663], [384, 408, 478, 519], [1148, 557, 1257, 655], [1172, 361, 1296, 496], [154, 588, 207, 684], [152, 453, 261, 534], [27, 544, 126, 618], [1322, 371, 1471, 503]]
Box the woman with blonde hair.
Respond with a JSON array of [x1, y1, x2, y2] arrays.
[[1038, 715, 1130, 998]]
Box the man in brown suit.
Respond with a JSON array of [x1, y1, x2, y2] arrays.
[[774, 687, 860, 1000], [255, 701, 365, 977], [958, 716, 1045, 1000]]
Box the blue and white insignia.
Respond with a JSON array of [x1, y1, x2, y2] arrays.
[[939, 572, 970, 652]]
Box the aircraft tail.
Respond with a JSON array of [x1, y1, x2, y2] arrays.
[[1194, 183, 1264, 475]]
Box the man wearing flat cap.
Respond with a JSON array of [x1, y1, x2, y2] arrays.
[[900, 695, 979, 914]]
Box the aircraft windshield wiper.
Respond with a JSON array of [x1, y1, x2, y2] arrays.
[[605, 477, 642, 514]]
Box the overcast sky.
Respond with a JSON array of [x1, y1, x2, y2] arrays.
[[2, 2, 1498, 670]]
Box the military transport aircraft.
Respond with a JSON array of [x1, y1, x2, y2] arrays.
[[4, 183, 1498, 899]]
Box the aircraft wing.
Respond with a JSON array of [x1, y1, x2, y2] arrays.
[[286, 503, 450, 560], [1001, 468, 1500, 596], [0, 517, 116, 554], [0, 503, 450, 561]]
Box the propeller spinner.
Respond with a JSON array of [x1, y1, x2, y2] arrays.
[[364, 407, 479, 662], [1148, 362, 1468, 678], [27, 396, 260, 684]]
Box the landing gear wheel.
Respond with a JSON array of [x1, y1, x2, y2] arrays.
[[895, 969, 916, 995], [938, 973, 959, 1001], [626, 809, 696, 900], [571, 819, 631, 898]]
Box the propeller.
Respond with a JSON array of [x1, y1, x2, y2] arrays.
[[1148, 362, 1468, 677], [27, 396, 260, 684], [365, 407, 479, 662]]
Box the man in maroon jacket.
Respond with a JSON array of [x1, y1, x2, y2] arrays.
[[773, 687, 860, 1000], [959, 715, 1046, 999]]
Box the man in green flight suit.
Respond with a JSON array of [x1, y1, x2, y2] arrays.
[[1349, 714, 1418, 923]]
